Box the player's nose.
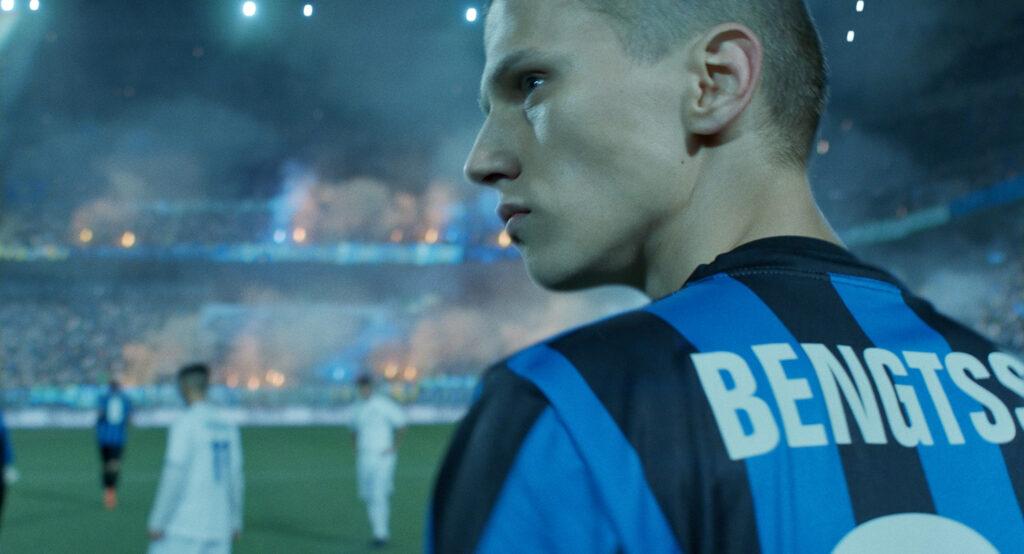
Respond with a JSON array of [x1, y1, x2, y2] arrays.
[[464, 122, 521, 187]]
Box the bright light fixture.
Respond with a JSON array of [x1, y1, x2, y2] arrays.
[[242, 1, 257, 17], [303, 4, 313, 17], [120, 231, 137, 248], [465, 7, 478, 23]]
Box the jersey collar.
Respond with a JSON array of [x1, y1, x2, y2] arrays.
[[683, 235, 902, 289]]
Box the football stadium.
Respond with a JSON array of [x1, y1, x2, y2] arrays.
[[1, 1, 1022, 553]]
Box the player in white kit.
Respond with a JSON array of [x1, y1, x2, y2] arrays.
[[148, 363, 243, 554], [351, 374, 407, 548]]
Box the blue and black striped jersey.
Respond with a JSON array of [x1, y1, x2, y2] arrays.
[[96, 392, 131, 447], [0, 410, 12, 466], [429, 236, 1024, 554]]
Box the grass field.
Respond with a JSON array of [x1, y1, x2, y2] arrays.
[[1, 425, 455, 553]]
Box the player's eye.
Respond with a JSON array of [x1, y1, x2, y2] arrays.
[[518, 73, 546, 95]]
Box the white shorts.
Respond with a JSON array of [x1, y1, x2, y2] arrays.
[[147, 535, 231, 554], [357, 451, 397, 501]]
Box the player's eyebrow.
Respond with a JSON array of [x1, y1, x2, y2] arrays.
[[478, 48, 549, 115]]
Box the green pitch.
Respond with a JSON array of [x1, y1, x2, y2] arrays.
[[1, 425, 455, 553]]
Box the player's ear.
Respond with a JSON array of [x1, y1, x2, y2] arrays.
[[682, 23, 763, 137]]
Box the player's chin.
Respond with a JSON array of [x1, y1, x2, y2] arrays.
[[524, 255, 600, 292]]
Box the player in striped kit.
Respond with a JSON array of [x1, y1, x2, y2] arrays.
[[429, 0, 1024, 552], [96, 379, 132, 509], [148, 364, 244, 554], [0, 408, 15, 529]]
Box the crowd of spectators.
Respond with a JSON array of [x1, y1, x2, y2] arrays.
[[975, 254, 1024, 355], [2, 260, 1019, 410], [878, 149, 1022, 223], [0, 282, 481, 409], [0, 284, 185, 390], [1, 161, 1021, 408], [972, 199, 1024, 354]]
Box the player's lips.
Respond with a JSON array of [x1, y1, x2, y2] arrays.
[[497, 203, 532, 226]]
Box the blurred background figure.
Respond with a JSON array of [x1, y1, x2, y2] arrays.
[[0, 408, 16, 529], [351, 374, 407, 548], [96, 378, 132, 510], [148, 364, 243, 554]]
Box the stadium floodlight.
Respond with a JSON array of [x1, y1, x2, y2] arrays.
[[856, 0, 865, 13], [846, 30, 855, 42], [303, 3, 313, 17], [120, 231, 137, 248], [1, 0, 15, 13], [29, 0, 38, 10], [242, 1, 257, 17], [273, 229, 287, 244], [465, 7, 478, 23]]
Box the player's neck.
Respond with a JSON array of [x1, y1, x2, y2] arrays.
[[640, 155, 840, 299]]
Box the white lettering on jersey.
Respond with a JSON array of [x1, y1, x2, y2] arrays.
[[692, 351, 779, 460], [753, 343, 827, 447], [801, 344, 886, 445], [904, 351, 964, 445], [946, 352, 1016, 444], [990, 352, 1024, 429], [864, 347, 934, 447], [694, 345, 1024, 460]]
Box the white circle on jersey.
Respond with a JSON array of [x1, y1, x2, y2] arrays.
[[833, 513, 997, 554]]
